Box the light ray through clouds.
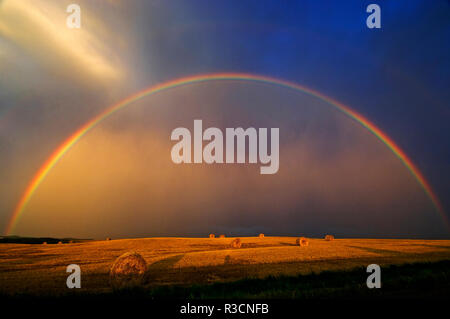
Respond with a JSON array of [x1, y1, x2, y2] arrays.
[[0, 0, 124, 82]]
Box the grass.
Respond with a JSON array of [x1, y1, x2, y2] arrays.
[[0, 237, 449, 298], [123, 260, 450, 299], [3, 260, 450, 300]]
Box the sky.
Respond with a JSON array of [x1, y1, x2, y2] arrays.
[[0, 0, 449, 238]]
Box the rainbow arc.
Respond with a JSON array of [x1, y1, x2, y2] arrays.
[[5, 73, 446, 234]]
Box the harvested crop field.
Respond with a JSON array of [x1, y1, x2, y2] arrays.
[[1, 237, 449, 296]]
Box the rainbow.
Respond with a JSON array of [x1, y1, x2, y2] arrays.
[[5, 73, 446, 234]]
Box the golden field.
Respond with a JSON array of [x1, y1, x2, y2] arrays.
[[1, 237, 450, 296]]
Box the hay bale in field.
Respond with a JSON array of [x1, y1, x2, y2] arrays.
[[109, 251, 147, 290], [57, 241, 63, 245], [325, 235, 334, 241], [42, 242, 47, 245], [259, 233, 264, 238], [296, 237, 309, 246], [230, 238, 242, 248], [106, 237, 111, 241], [219, 234, 225, 238], [209, 234, 215, 238]]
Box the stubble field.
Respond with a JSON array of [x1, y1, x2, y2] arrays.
[[1, 237, 450, 297]]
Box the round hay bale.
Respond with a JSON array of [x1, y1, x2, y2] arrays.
[[230, 238, 242, 248], [259, 233, 264, 238], [296, 237, 309, 247], [109, 251, 147, 290], [57, 241, 63, 245], [209, 234, 215, 238], [106, 237, 111, 241], [325, 235, 334, 241], [219, 234, 225, 238], [42, 241, 47, 245]]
